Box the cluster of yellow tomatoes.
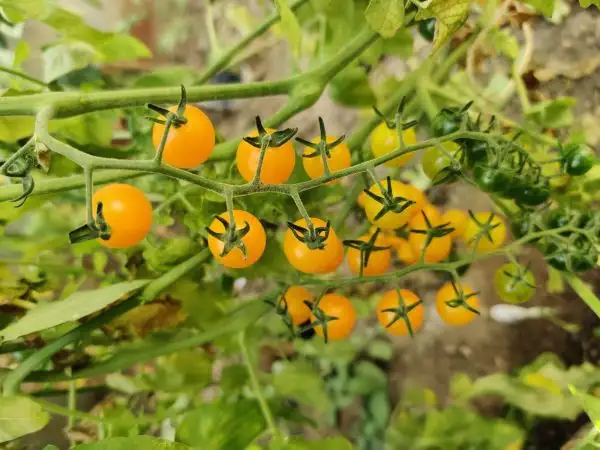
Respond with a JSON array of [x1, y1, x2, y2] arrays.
[[88, 104, 510, 341]]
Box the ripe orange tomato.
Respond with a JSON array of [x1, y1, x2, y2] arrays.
[[281, 286, 313, 325], [302, 136, 351, 180], [236, 128, 296, 184], [442, 209, 468, 238], [207, 210, 266, 269], [370, 123, 417, 167], [408, 203, 452, 263], [346, 234, 392, 276], [311, 293, 356, 341], [152, 105, 215, 169], [283, 217, 343, 274], [389, 236, 418, 265], [463, 212, 506, 253], [363, 180, 426, 230], [93, 183, 152, 249], [377, 289, 424, 336], [435, 282, 480, 326]]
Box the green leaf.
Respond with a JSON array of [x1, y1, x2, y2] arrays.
[[466, 373, 583, 419], [0, 396, 49, 443], [366, 340, 393, 361], [570, 386, 600, 427], [382, 28, 414, 58], [526, 97, 576, 129], [489, 29, 519, 60], [43, 446, 60, 450], [547, 267, 565, 294], [524, 0, 556, 16], [329, 66, 376, 107], [564, 274, 600, 320], [176, 400, 265, 449], [13, 41, 30, 68], [346, 361, 388, 395], [272, 360, 334, 423], [143, 349, 213, 392], [42, 42, 99, 83], [0, 280, 149, 341], [270, 436, 355, 450], [415, 0, 470, 51], [132, 66, 199, 88], [99, 35, 151, 63], [579, 0, 600, 7], [0, 0, 50, 22], [365, 0, 405, 38], [274, 0, 302, 58], [73, 437, 192, 450]]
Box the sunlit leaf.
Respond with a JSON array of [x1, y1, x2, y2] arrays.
[[99, 35, 151, 63], [415, 0, 470, 51], [579, 0, 600, 7], [524, 0, 557, 16], [73, 437, 192, 450], [42, 42, 99, 83], [270, 436, 355, 449], [526, 97, 576, 128], [274, 0, 302, 58], [569, 386, 600, 427], [0, 396, 49, 443], [0, 280, 149, 341], [365, 0, 405, 38]]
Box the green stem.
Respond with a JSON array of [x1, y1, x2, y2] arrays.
[[239, 330, 280, 439], [564, 274, 600, 318], [0, 66, 47, 88], [0, 137, 35, 175], [195, 0, 310, 85], [2, 249, 211, 395]]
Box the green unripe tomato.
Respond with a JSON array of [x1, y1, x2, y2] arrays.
[[418, 18, 436, 42], [563, 143, 596, 176], [494, 263, 536, 304], [421, 141, 462, 184]]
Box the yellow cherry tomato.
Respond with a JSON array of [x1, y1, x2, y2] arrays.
[[370, 122, 417, 167], [346, 234, 392, 276], [236, 128, 296, 184], [435, 282, 480, 326], [363, 180, 426, 230], [441, 209, 468, 238], [92, 183, 153, 249], [311, 293, 356, 341], [463, 212, 507, 253], [408, 203, 452, 263], [302, 136, 351, 180], [152, 105, 215, 169], [281, 286, 313, 325], [389, 236, 418, 265], [207, 210, 266, 269], [377, 289, 424, 336]]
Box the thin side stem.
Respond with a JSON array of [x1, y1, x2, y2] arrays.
[[84, 168, 94, 223], [289, 189, 312, 226], [153, 116, 174, 166], [251, 138, 272, 185], [0, 137, 35, 175], [0, 66, 47, 88], [239, 330, 280, 439]]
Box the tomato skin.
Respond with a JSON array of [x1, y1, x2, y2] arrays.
[[463, 212, 507, 253], [463, 139, 489, 168], [363, 180, 426, 230], [282, 286, 313, 325], [207, 210, 266, 269], [418, 18, 436, 42], [370, 123, 417, 167], [389, 236, 418, 265], [311, 293, 356, 341], [473, 165, 510, 193], [408, 204, 452, 263], [511, 216, 540, 243], [421, 142, 462, 184], [152, 105, 215, 169], [517, 181, 551, 206], [442, 209, 468, 238], [92, 183, 152, 249], [435, 282, 480, 326], [346, 234, 392, 276], [284, 218, 343, 274], [431, 110, 461, 137], [236, 128, 296, 184], [302, 136, 351, 180], [494, 263, 536, 304], [563, 143, 595, 176], [377, 289, 423, 336]]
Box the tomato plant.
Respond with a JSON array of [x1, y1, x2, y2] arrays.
[[0, 0, 599, 448]]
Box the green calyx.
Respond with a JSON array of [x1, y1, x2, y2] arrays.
[[69, 202, 111, 244], [287, 219, 332, 250], [242, 116, 298, 149], [297, 117, 345, 159], [343, 228, 390, 270], [381, 289, 423, 337], [146, 85, 189, 128], [364, 176, 415, 221], [444, 281, 480, 315], [207, 215, 251, 258]]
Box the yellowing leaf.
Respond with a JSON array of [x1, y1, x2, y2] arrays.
[[274, 0, 302, 58], [111, 301, 186, 337], [0, 396, 49, 443], [415, 0, 470, 51], [365, 0, 405, 38], [580, 0, 600, 7]]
